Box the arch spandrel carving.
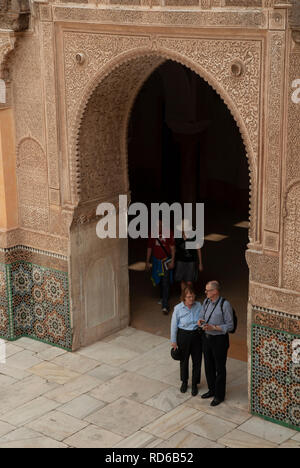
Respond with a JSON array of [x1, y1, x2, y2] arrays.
[[65, 32, 261, 242]]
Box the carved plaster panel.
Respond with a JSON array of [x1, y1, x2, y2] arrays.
[[78, 55, 163, 203], [53, 6, 268, 29], [16, 138, 49, 232], [41, 22, 60, 190], [250, 281, 300, 316], [62, 30, 261, 242], [11, 34, 45, 146], [286, 52, 300, 185], [283, 183, 300, 292], [264, 32, 285, 236], [246, 250, 279, 287]]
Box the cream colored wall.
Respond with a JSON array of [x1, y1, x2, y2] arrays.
[[0, 108, 18, 230]]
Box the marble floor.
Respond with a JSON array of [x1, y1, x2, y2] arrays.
[[0, 328, 299, 448]]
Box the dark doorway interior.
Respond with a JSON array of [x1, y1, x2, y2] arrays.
[[127, 60, 250, 361]]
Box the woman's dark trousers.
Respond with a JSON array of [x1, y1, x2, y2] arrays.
[[203, 333, 229, 401], [177, 328, 202, 386]]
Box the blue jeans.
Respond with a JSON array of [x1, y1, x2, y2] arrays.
[[159, 269, 170, 309]]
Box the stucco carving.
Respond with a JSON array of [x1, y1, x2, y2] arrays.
[[250, 282, 300, 316], [246, 250, 279, 287], [0, 33, 16, 80], [286, 52, 300, 186], [41, 22, 60, 191], [78, 55, 163, 203], [53, 6, 268, 29], [283, 183, 300, 292], [16, 138, 49, 232], [264, 32, 285, 236], [11, 33, 45, 146], [64, 31, 261, 242]]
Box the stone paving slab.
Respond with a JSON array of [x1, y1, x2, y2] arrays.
[[155, 429, 225, 449], [59, 395, 106, 420], [89, 371, 168, 404], [0, 396, 60, 426], [44, 374, 100, 404], [28, 362, 81, 385], [186, 413, 237, 441], [218, 429, 278, 449], [26, 410, 89, 442], [64, 424, 123, 449], [0, 327, 299, 448], [85, 397, 164, 437]]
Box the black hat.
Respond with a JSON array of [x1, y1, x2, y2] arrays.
[[170, 347, 182, 361]]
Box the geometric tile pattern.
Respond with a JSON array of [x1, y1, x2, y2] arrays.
[[0, 261, 72, 351], [0, 263, 10, 340], [251, 324, 300, 431]]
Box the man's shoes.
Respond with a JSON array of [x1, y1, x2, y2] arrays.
[[162, 308, 169, 315], [191, 386, 198, 397], [210, 398, 223, 407], [180, 382, 188, 393], [201, 391, 215, 399]]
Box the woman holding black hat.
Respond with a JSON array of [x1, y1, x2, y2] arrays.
[[170, 286, 203, 396]]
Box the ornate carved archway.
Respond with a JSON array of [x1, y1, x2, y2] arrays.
[[68, 37, 261, 349], [70, 42, 261, 243]]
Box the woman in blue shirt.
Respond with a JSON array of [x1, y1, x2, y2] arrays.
[[171, 287, 202, 396]]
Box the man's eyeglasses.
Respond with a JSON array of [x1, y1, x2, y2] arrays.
[[205, 289, 215, 293]]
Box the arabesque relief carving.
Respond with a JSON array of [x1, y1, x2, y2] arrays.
[[0, 33, 16, 80], [64, 31, 261, 243], [264, 32, 285, 236], [283, 183, 300, 293], [17, 138, 49, 232]]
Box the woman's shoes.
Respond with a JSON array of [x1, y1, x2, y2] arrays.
[[180, 381, 188, 393], [180, 382, 199, 396]]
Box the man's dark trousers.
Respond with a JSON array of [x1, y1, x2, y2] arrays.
[[203, 333, 229, 401], [177, 328, 202, 386]]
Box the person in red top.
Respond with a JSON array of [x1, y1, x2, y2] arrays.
[[146, 219, 176, 315]]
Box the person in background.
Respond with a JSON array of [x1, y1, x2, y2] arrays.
[[146, 218, 175, 315], [171, 286, 202, 396], [198, 280, 234, 407], [175, 218, 203, 293]]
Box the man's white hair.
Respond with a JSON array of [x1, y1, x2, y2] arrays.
[[208, 280, 221, 291]]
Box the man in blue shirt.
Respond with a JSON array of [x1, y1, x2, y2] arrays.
[[198, 280, 234, 407], [171, 287, 202, 396]]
